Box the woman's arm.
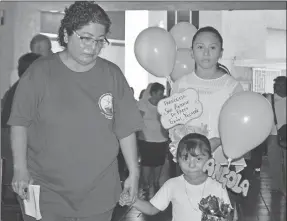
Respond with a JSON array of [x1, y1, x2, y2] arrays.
[[10, 126, 33, 199], [120, 133, 140, 204], [11, 126, 28, 170], [120, 133, 140, 176]]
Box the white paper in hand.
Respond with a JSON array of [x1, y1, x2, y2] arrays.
[[23, 185, 42, 220]]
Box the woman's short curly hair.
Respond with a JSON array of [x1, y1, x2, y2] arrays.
[[58, 1, 111, 48]]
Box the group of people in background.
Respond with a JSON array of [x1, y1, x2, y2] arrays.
[[1, 1, 286, 221], [1, 34, 53, 192]]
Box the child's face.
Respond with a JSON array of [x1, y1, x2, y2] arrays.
[[191, 32, 223, 70], [178, 147, 210, 178]]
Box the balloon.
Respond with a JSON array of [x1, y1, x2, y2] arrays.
[[170, 22, 197, 49], [170, 48, 195, 82], [134, 27, 176, 78], [219, 92, 273, 160]]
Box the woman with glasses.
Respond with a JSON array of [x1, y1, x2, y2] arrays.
[[8, 2, 143, 221]]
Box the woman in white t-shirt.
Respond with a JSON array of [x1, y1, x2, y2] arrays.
[[169, 26, 246, 173], [137, 83, 169, 197]]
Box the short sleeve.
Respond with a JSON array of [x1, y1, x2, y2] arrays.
[[7, 61, 46, 127], [137, 100, 147, 112], [111, 65, 144, 139], [1, 83, 18, 128], [149, 179, 172, 211]]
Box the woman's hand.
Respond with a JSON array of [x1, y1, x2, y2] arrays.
[[120, 173, 139, 206], [12, 168, 33, 200]]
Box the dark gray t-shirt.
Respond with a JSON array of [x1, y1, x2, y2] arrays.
[[8, 54, 143, 216]]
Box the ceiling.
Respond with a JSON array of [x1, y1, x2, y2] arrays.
[[1, 1, 286, 11]]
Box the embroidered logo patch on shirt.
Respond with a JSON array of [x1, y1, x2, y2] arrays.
[[98, 93, 113, 119]]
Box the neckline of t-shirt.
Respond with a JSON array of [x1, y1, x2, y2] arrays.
[[192, 71, 228, 82], [55, 52, 100, 75], [147, 99, 157, 107], [181, 174, 209, 188]]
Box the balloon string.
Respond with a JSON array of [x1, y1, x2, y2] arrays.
[[166, 76, 172, 85], [227, 158, 232, 169]]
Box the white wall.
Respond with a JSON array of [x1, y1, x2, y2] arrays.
[[100, 44, 125, 73], [266, 28, 286, 59], [0, 2, 16, 98], [125, 11, 149, 99], [147, 11, 168, 89], [199, 10, 286, 83], [125, 10, 168, 99]]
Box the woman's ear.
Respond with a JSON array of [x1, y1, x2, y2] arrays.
[[190, 48, 194, 59], [63, 29, 68, 43], [220, 48, 224, 59]]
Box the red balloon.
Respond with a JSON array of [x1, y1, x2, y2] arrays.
[[134, 27, 176, 78], [170, 49, 195, 82], [219, 92, 273, 160]]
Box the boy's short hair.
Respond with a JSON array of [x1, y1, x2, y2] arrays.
[[176, 133, 212, 160]]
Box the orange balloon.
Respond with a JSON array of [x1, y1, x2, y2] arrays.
[[170, 49, 195, 82], [134, 27, 176, 78], [170, 22, 197, 49], [219, 92, 273, 160]]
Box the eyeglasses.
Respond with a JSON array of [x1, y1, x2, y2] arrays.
[[73, 31, 110, 47]]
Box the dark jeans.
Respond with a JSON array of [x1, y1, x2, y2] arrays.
[[250, 140, 266, 169]]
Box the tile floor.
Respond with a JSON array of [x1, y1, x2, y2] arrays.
[[111, 157, 286, 221], [2, 157, 286, 221]]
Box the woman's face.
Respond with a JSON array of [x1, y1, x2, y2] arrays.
[[191, 32, 223, 70], [65, 22, 107, 66]]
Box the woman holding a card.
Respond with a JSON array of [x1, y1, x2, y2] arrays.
[[170, 26, 246, 173], [8, 2, 143, 221]]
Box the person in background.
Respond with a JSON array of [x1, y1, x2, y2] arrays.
[[137, 83, 169, 199], [249, 93, 269, 175], [2, 53, 42, 128], [170, 26, 246, 172], [30, 34, 53, 56], [9, 34, 53, 87], [8, 2, 143, 221], [266, 76, 286, 195], [1, 53, 41, 201], [139, 89, 146, 100]]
